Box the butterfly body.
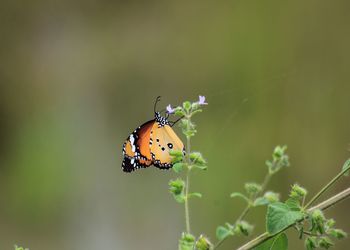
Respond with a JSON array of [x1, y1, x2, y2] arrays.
[[122, 112, 184, 172]]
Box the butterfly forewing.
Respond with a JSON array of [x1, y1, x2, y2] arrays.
[[150, 123, 184, 169]]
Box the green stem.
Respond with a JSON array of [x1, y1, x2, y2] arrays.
[[185, 167, 191, 233], [184, 114, 192, 233], [304, 167, 349, 209]]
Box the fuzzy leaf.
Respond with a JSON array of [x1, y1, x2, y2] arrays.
[[194, 165, 208, 170], [173, 163, 184, 173], [254, 197, 270, 206], [267, 202, 304, 234], [179, 233, 195, 250], [235, 220, 254, 236], [169, 179, 186, 203], [285, 198, 301, 211], [328, 229, 347, 239], [318, 236, 334, 249], [311, 209, 326, 234], [174, 107, 185, 116], [189, 192, 202, 198], [255, 191, 280, 206], [183, 101, 192, 112], [253, 233, 288, 250], [170, 150, 184, 157], [245, 182, 262, 195], [230, 192, 251, 204], [305, 237, 318, 250], [195, 235, 213, 250], [290, 184, 307, 199], [189, 152, 207, 165], [216, 226, 233, 241]]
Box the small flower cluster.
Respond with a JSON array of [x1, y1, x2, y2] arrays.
[[266, 145, 290, 174], [303, 210, 347, 249]]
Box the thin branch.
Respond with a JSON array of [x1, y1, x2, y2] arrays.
[[236, 187, 350, 250], [184, 115, 192, 234], [304, 166, 350, 208]]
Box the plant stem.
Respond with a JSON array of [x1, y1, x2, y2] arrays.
[[185, 167, 191, 233], [304, 167, 349, 209], [237, 187, 350, 250], [184, 115, 192, 233]]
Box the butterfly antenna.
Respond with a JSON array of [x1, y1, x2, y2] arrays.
[[154, 96, 161, 113], [170, 116, 184, 127]]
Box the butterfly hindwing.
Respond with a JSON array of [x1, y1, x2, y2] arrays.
[[122, 120, 155, 172], [150, 123, 184, 169], [122, 157, 152, 172]]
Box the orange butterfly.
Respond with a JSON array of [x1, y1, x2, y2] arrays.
[[122, 97, 184, 172]]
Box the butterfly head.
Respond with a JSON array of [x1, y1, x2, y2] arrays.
[[155, 112, 169, 127]]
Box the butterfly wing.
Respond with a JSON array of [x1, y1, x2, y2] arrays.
[[150, 123, 184, 169], [122, 120, 155, 172]]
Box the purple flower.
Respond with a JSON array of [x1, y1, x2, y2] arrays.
[[198, 95, 208, 105], [166, 104, 175, 114]]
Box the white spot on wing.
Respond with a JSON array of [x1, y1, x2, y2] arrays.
[[130, 134, 136, 153]]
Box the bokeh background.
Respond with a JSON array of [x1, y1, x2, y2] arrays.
[[0, 0, 349, 249]]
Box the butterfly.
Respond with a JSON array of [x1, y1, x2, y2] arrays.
[[122, 97, 184, 172]]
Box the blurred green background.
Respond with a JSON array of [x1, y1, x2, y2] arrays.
[[0, 0, 350, 249]]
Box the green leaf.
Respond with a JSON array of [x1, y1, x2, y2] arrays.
[[170, 149, 184, 157], [183, 129, 197, 138], [179, 233, 196, 250], [310, 209, 326, 234], [183, 101, 191, 112], [245, 182, 262, 195], [342, 158, 350, 176], [264, 191, 280, 203], [290, 184, 307, 199], [230, 192, 251, 204], [305, 237, 318, 250], [170, 149, 184, 164], [234, 220, 254, 236], [253, 233, 288, 250], [189, 152, 207, 165], [174, 107, 185, 116], [189, 192, 202, 198], [254, 197, 269, 206], [194, 165, 208, 170], [266, 202, 304, 234], [195, 235, 213, 250], [328, 228, 347, 239], [255, 191, 280, 206], [267, 145, 290, 174], [318, 236, 334, 249], [216, 225, 233, 241], [169, 179, 186, 203], [173, 163, 184, 173], [191, 109, 203, 116], [285, 198, 301, 211]]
